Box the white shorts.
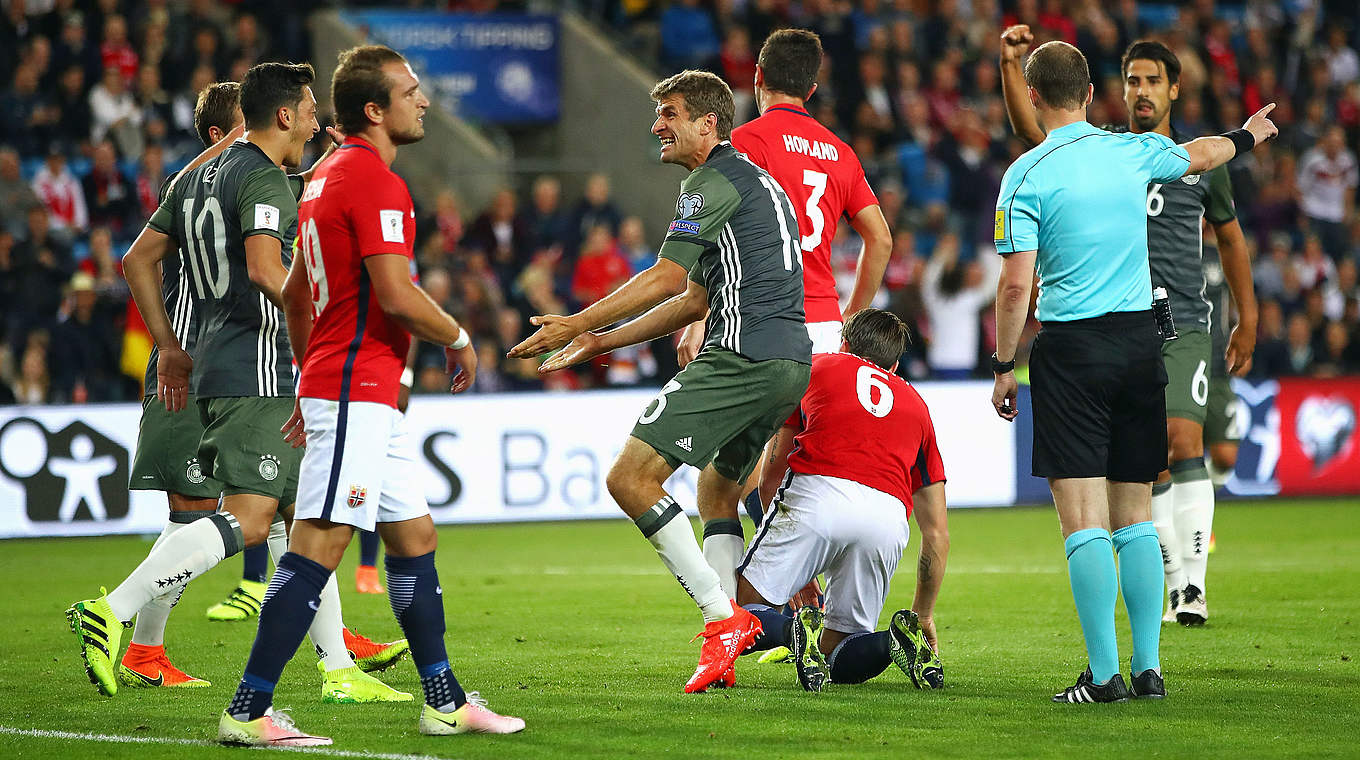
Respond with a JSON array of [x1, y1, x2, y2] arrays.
[[806, 320, 844, 355], [294, 397, 428, 531], [739, 472, 910, 634]]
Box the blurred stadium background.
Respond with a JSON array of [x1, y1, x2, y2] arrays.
[[1, 0, 1359, 533]]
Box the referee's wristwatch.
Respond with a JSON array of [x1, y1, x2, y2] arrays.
[[991, 353, 1015, 374]]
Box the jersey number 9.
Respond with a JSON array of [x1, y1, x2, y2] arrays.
[[300, 218, 329, 315]]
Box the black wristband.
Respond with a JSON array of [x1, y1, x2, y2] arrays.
[[991, 353, 1016, 374], [1222, 128, 1255, 158]]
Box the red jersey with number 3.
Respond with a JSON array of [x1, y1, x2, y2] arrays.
[[784, 352, 945, 515], [732, 105, 879, 323], [296, 137, 415, 409]]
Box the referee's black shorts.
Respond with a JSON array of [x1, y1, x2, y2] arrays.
[[1029, 309, 1168, 482]]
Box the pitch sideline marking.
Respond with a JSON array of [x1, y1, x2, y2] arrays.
[[0, 725, 453, 760]]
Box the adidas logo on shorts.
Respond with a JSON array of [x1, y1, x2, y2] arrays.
[[675, 436, 693, 452]]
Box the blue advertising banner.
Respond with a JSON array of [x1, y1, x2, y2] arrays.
[[343, 10, 559, 124]]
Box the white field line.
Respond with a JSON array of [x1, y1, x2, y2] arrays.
[[0, 725, 457, 760]]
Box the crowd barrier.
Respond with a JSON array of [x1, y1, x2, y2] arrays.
[[1, 378, 1353, 538]]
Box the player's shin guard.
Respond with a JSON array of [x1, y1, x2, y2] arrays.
[[309, 575, 356, 671], [130, 509, 214, 646], [107, 512, 244, 621], [1113, 522, 1163, 675], [827, 632, 892, 684], [634, 497, 732, 623], [1151, 481, 1186, 594], [702, 519, 744, 599], [386, 552, 466, 712], [265, 516, 288, 567], [1171, 460, 1214, 591], [1064, 529, 1120, 686], [229, 552, 331, 721], [741, 604, 793, 652]]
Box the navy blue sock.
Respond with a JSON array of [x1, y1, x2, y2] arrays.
[[827, 631, 892, 684], [229, 552, 331, 721], [741, 604, 793, 652], [386, 552, 465, 710], [358, 529, 380, 567], [241, 543, 268, 584], [742, 489, 764, 527]]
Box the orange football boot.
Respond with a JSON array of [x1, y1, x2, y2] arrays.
[[684, 602, 761, 693], [118, 643, 210, 688]]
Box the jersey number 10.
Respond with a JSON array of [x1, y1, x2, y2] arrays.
[[181, 197, 229, 299]]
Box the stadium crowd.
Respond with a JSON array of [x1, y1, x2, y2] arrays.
[[2, 0, 1359, 406]]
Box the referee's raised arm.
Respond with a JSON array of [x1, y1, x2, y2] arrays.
[[988, 38, 1276, 704]]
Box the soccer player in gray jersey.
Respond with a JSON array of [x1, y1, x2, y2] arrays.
[[1002, 31, 1257, 627], [67, 63, 406, 705], [1201, 242, 1249, 490], [510, 70, 811, 693]]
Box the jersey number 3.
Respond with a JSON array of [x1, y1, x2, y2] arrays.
[[800, 169, 828, 252]]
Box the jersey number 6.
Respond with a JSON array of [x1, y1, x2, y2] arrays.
[[855, 365, 895, 418]]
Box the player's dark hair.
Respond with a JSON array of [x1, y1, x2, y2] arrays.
[[240, 61, 315, 131], [193, 81, 241, 148], [1023, 41, 1090, 110], [332, 45, 408, 135], [1122, 40, 1181, 86], [650, 70, 735, 140], [757, 28, 822, 100], [842, 308, 911, 370]]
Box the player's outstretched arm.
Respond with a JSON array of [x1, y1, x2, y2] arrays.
[[509, 258, 690, 359], [844, 204, 893, 316], [1182, 104, 1278, 175], [123, 226, 192, 412], [1213, 218, 1258, 376], [999, 25, 1046, 148], [540, 279, 709, 373], [910, 481, 949, 653]]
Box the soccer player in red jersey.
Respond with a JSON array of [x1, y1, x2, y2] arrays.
[[735, 309, 950, 692], [217, 46, 523, 746], [678, 28, 892, 362]]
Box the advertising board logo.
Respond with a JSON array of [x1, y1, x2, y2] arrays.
[[1296, 396, 1356, 472], [0, 417, 129, 522]]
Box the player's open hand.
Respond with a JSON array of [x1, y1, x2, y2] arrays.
[[1000, 25, 1034, 62], [676, 322, 705, 367], [156, 346, 193, 413], [788, 577, 824, 611], [281, 399, 307, 449], [1226, 324, 1256, 377], [508, 314, 581, 359], [992, 371, 1019, 421], [1243, 103, 1278, 147], [539, 332, 605, 373], [446, 343, 478, 394]]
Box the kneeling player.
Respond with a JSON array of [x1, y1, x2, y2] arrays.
[[735, 309, 950, 692]]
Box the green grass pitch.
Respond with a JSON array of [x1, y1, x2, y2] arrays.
[[2, 498, 1357, 759]]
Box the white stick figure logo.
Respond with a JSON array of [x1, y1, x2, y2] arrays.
[[48, 434, 117, 521]]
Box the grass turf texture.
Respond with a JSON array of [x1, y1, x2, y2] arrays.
[[2, 499, 1357, 759]]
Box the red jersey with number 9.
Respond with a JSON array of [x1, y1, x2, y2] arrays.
[[295, 137, 415, 409], [784, 352, 945, 515], [732, 104, 879, 323]]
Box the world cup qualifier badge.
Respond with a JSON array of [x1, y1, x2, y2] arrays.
[[258, 454, 280, 481], [348, 484, 367, 509]]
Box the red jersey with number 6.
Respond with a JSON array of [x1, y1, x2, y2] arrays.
[[296, 137, 415, 409], [732, 104, 879, 323], [784, 352, 945, 514]]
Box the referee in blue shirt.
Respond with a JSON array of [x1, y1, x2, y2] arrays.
[[990, 40, 1276, 703]]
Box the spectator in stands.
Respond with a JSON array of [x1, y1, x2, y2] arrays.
[[658, 0, 720, 72], [720, 25, 756, 122], [1323, 26, 1359, 90], [170, 64, 216, 144], [8, 205, 71, 354], [83, 140, 136, 237], [524, 175, 570, 253], [1298, 126, 1358, 260], [81, 226, 124, 294], [181, 26, 227, 88], [465, 187, 532, 286], [135, 63, 173, 131], [617, 216, 654, 274], [51, 11, 100, 89], [921, 234, 994, 378], [1324, 259, 1359, 322], [88, 64, 142, 156], [228, 13, 270, 64], [11, 338, 50, 406], [1283, 312, 1316, 376], [50, 63, 93, 148], [31, 146, 88, 242], [0, 147, 40, 238], [100, 14, 139, 79], [1312, 320, 1356, 376], [570, 172, 622, 251], [136, 143, 165, 219], [571, 224, 630, 308], [2, 62, 57, 156], [49, 271, 122, 403]]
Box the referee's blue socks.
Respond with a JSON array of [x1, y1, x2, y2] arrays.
[[1113, 521, 1163, 675], [1064, 529, 1119, 685]]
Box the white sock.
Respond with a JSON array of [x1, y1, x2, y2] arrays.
[[1172, 463, 1215, 592], [701, 519, 744, 599], [634, 497, 732, 623], [266, 516, 288, 568], [310, 574, 356, 672], [1151, 481, 1186, 594], [130, 511, 213, 646], [107, 513, 242, 622]]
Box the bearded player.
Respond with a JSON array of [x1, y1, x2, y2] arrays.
[[216, 46, 524, 746], [1001, 30, 1257, 626]]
